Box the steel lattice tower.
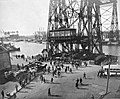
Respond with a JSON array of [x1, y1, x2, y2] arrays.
[[100, 0, 119, 42], [46, 0, 119, 60], [110, 1, 119, 42]]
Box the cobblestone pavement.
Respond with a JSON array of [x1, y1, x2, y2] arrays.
[[0, 61, 120, 99]]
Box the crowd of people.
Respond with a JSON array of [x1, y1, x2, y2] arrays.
[[44, 60, 96, 99], [1, 54, 92, 99], [2, 54, 45, 99]]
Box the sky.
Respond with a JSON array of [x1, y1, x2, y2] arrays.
[[0, 0, 120, 36], [0, 0, 50, 36]]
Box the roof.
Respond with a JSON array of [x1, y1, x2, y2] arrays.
[[0, 45, 8, 53]]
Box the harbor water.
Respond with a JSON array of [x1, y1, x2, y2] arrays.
[[10, 42, 120, 55], [9, 41, 120, 64], [10, 42, 46, 57]]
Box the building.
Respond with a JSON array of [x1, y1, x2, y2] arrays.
[[9, 34, 19, 39], [35, 31, 47, 41], [4, 31, 19, 40], [0, 45, 11, 71]]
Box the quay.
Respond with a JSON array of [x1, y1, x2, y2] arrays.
[[0, 43, 120, 99], [0, 54, 46, 99], [0, 55, 120, 99], [0, 0, 120, 99]]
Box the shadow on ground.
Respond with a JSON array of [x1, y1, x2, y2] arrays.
[[49, 94, 61, 97], [24, 85, 35, 89], [81, 83, 90, 86], [86, 77, 94, 80], [19, 90, 28, 93], [77, 87, 89, 90], [60, 75, 66, 78], [45, 81, 60, 85]]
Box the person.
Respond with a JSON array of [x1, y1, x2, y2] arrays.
[[84, 62, 87, 67], [17, 64, 19, 70], [1, 90, 4, 99], [52, 66, 54, 71], [61, 64, 64, 68], [80, 78, 82, 85], [16, 55, 18, 59], [15, 84, 18, 92], [70, 68, 72, 73], [32, 56, 34, 59], [19, 80, 22, 86], [40, 74, 44, 83], [58, 71, 61, 77], [97, 70, 100, 77], [76, 78, 79, 83], [65, 67, 67, 73], [48, 66, 51, 74], [51, 78, 53, 83], [52, 71, 55, 77], [72, 62, 74, 68], [75, 82, 79, 89], [13, 93, 17, 99], [83, 72, 87, 79], [26, 59, 28, 62], [53, 61, 56, 65], [43, 77, 46, 83], [48, 88, 51, 96], [50, 61, 52, 65]]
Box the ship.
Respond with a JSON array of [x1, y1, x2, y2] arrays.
[[3, 43, 20, 52]]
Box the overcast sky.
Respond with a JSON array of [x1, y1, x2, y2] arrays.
[[0, 0, 120, 36]]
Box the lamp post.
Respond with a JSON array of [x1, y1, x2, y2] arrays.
[[106, 55, 111, 94]]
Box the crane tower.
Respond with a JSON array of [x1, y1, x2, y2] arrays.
[[47, 0, 119, 61]]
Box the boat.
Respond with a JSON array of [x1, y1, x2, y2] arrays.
[[3, 43, 20, 52], [8, 47, 20, 52]]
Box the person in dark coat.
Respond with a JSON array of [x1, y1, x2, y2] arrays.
[[52, 71, 55, 77], [19, 80, 22, 86], [48, 88, 51, 96], [1, 90, 4, 99], [76, 78, 79, 83], [65, 68, 67, 73], [80, 78, 82, 85], [51, 78, 53, 83], [75, 82, 79, 89], [43, 77, 46, 83], [70, 68, 72, 73], [15, 84, 18, 92], [83, 72, 87, 79], [50, 61, 52, 65]]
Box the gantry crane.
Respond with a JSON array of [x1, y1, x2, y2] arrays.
[[46, 0, 119, 61]]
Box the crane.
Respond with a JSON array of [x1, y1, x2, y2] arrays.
[[46, 0, 119, 61]]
